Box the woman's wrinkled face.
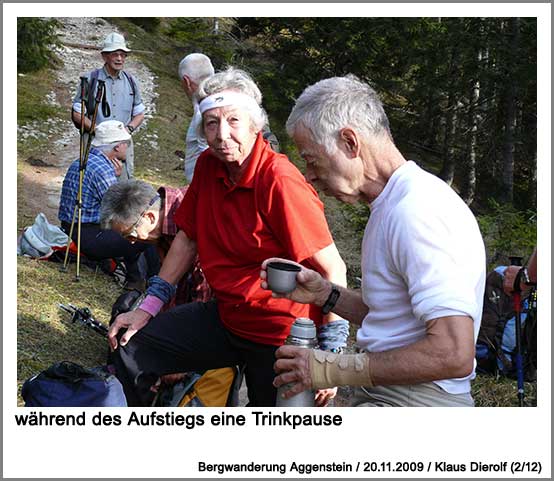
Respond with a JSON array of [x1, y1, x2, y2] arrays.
[[203, 105, 258, 166]]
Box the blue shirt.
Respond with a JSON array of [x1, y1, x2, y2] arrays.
[[58, 148, 118, 224], [72, 66, 145, 125]]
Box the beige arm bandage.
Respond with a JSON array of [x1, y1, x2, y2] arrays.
[[309, 349, 374, 389]]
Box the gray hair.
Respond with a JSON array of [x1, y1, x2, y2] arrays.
[[96, 140, 129, 154], [178, 53, 214, 83], [196, 67, 267, 133], [286, 75, 391, 153], [100, 179, 160, 229]]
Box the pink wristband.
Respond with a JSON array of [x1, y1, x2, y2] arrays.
[[138, 295, 164, 317]]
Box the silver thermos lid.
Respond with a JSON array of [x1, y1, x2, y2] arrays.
[[289, 318, 316, 340]]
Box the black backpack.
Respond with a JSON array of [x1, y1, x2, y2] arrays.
[[476, 267, 537, 381]]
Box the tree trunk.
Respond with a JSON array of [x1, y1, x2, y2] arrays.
[[500, 18, 520, 203], [439, 39, 461, 186], [528, 153, 537, 208], [463, 80, 480, 205], [440, 92, 458, 185], [462, 25, 483, 206]]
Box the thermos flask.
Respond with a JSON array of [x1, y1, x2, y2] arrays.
[[276, 318, 317, 407]]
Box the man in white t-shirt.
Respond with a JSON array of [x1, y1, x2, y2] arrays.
[[177, 53, 214, 182], [261, 75, 486, 407]]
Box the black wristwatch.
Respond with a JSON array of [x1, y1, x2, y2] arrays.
[[321, 283, 340, 315], [127, 124, 135, 134]]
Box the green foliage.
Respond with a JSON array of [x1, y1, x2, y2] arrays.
[[17, 68, 62, 124], [165, 18, 237, 68], [237, 17, 537, 211], [17, 18, 60, 73], [477, 200, 536, 269], [128, 17, 161, 32], [342, 203, 371, 238]]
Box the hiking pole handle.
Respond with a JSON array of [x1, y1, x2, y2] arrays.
[[88, 80, 105, 139], [79, 77, 88, 124], [94, 79, 105, 104], [79, 77, 88, 106], [81, 80, 105, 172], [78, 76, 88, 170]]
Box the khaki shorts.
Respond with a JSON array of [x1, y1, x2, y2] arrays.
[[351, 382, 474, 407]]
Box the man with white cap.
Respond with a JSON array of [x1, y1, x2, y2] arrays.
[[72, 32, 145, 180], [58, 120, 150, 289], [177, 53, 215, 182]]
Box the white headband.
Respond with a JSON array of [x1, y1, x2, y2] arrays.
[[199, 91, 261, 116]]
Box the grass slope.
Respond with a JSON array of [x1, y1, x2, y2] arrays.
[[17, 258, 116, 405]]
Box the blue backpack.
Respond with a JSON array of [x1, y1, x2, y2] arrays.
[[22, 361, 127, 407]]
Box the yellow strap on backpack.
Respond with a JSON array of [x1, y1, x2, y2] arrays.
[[178, 367, 236, 407]]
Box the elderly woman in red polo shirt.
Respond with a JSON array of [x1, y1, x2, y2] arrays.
[[109, 67, 347, 407]]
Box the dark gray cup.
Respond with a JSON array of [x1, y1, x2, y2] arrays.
[[267, 261, 301, 294]]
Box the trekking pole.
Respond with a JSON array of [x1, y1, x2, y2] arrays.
[[74, 80, 105, 281], [81, 79, 105, 171], [61, 81, 105, 280], [59, 304, 108, 337], [78, 76, 88, 171], [509, 256, 525, 407], [61, 77, 89, 273]]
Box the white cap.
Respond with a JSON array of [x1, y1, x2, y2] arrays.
[[101, 32, 131, 53], [92, 120, 131, 146]]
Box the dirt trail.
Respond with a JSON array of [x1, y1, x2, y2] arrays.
[[18, 17, 158, 224]]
